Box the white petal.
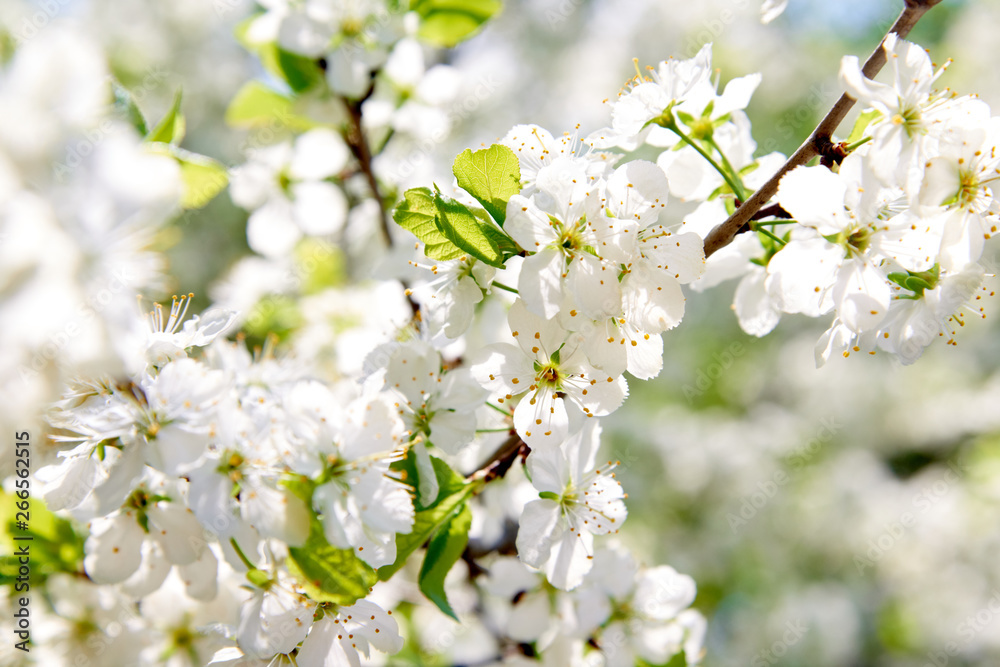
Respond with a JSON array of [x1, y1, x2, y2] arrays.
[[147, 502, 205, 565], [624, 326, 664, 380], [177, 546, 219, 601], [525, 445, 570, 494], [715, 73, 762, 116], [640, 231, 706, 284], [290, 128, 350, 180], [119, 539, 171, 598], [634, 566, 697, 621], [622, 265, 686, 333], [734, 268, 781, 337], [543, 525, 593, 591], [291, 181, 347, 235], [567, 253, 621, 320], [833, 258, 891, 333], [518, 248, 566, 320], [514, 387, 569, 446], [515, 499, 562, 568], [84, 512, 144, 584], [777, 166, 849, 234], [469, 343, 534, 400], [247, 199, 302, 258], [765, 237, 841, 316], [839, 55, 897, 113]]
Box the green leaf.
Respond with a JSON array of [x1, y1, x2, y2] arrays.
[[226, 81, 298, 128], [288, 523, 378, 605], [146, 90, 186, 145], [433, 192, 505, 268], [111, 81, 149, 135], [394, 452, 467, 512], [418, 503, 471, 620], [393, 187, 467, 261], [379, 458, 476, 581], [0, 491, 85, 588], [147, 143, 229, 209], [472, 208, 520, 257], [273, 47, 325, 93], [452, 144, 521, 225], [412, 0, 501, 47], [847, 109, 880, 145]]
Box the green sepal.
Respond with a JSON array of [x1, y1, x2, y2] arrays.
[[246, 568, 272, 589]]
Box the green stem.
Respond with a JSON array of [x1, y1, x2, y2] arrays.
[[668, 121, 747, 200], [844, 135, 873, 153], [476, 427, 513, 433], [755, 219, 799, 226], [485, 401, 510, 416], [706, 135, 748, 201], [229, 538, 256, 571], [755, 226, 787, 247], [492, 281, 518, 295]]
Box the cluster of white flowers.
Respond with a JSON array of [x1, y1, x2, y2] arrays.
[[693, 35, 998, 365], [9, 0, 998, 664], [0, 25, 190, 455]]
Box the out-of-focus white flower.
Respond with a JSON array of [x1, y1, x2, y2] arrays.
[[230, 129, 351, 258]]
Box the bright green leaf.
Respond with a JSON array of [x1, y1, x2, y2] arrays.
[[378, 459, 476, 582], [147, 143, 229, 209], [847, 109, 880, 145], [452, 144, 521, 225], [412, 0, 501, 47], [226, 81, 303, 129], [419, 503, 471, 620], [0, 491, 85, 588], [472, 208, 520, 258], [433, 192, 505, 268], [393, 187, 467, 261], [273, 46, 325, 93], [146, 90, 186, 145], [288, 523, 378, 605], [394, 452, 467, 512]]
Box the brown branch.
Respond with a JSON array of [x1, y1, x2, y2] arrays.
[[343, 98, 393, 247], [702, 0, 943, 259], [471, 432, 528, 483]]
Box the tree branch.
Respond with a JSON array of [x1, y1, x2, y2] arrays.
[[343, 98, 394, 247], [470, 432, 528, 483], [701, 0, 943, 258]]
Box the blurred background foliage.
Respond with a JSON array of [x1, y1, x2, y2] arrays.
[[7, 0, 1000, 663]]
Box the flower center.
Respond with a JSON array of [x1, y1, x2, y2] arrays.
[[538, 364, 561, 388]]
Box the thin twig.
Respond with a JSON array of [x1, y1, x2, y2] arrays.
[[343, 98, 393, 247], [701, 0, 943, 258]]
